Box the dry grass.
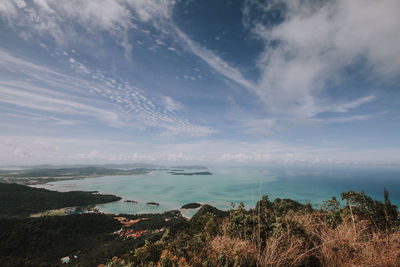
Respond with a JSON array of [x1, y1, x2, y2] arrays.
[[211, 235, 257, 257], [260, 234, 313, 266], [208, 235, 258, 266], [166, 212, 400, 267], [259, 215, 316, 266], [317, 221, 400, 267], [257, 212, 400, 267]]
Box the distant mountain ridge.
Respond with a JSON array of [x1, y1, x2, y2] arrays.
[[0, 163, 164, 170]]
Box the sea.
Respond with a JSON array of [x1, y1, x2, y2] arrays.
[[34, 165, 400, 218]]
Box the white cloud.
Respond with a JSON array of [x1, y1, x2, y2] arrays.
[[147, 0, 389, 123], [14, 148, 30, 158], [1, 0, 393, 123], [0, 0, 177, 54], [1, 136, 399, 166], [126, 0, 174, 22], [246, 0, 400, 117], [163, 96, 181, 113], [1, 0, 394, 144], [0, 1, 18, 17], [0, 1, 218, 136], [0, 0, 134, 52]]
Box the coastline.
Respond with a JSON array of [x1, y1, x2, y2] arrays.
[[9, 166, 400, 219], [0, 167, 151, 185]]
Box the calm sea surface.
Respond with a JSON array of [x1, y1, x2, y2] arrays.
[[34, 166, 400, 217]]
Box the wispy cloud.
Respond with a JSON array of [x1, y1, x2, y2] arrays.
[[0, 0, 394, 124], [124, 0, 394, 122], [0, 0, 135, 52], [244, 0, 400, 117], [329, 95, 376, 113], [157, 1, 385, 122], [0, 48, 217, 136], [0, 0, 398, 166], [312, 112, 385, 124], [1, 84, 124, 127], [1, 107, 82, 126]]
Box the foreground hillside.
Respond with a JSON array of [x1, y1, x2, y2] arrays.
[[1, 184, 399, 266], [0, 183, 121, 217], [0, 211, 186, 266], [102, 190, 400, 267]]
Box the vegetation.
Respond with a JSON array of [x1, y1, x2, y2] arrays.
[[170, 166, 208, 170], [181, 203, 202, 209], [0, 211, 186, 266], [0, 214, 121, 266], [1, 186, 399, 266], [125, 200, 138, 204], [104, 190, 400, 266], [0, 183, 121, 217], [0, 167, 148, 185]]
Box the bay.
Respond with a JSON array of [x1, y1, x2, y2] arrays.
[[34, 166, 400, 217]]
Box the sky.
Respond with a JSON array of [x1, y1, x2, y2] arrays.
[[0, 0, 399, 166]]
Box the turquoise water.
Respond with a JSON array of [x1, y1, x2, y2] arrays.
[[34, 166, 400, 217]]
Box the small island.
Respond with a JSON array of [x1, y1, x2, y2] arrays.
[[124, 200, 138, 204], [146, 202, 159, 206], [181, 202, 202, 209], [170, 165, 208, 170], [170, 171, 212, 176]]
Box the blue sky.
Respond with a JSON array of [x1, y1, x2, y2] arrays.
[[0, 0, 399, 166]]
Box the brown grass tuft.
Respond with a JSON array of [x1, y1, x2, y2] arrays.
[[210, 235, 258, 266]]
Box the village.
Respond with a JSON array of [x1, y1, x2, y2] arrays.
[[113, 216, 165, 239]]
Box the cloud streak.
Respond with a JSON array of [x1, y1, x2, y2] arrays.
[[172, 26, 256, 91], [0, 48, 216, 136]]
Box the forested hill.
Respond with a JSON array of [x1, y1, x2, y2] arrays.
[[0, 183, 121, 217]]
